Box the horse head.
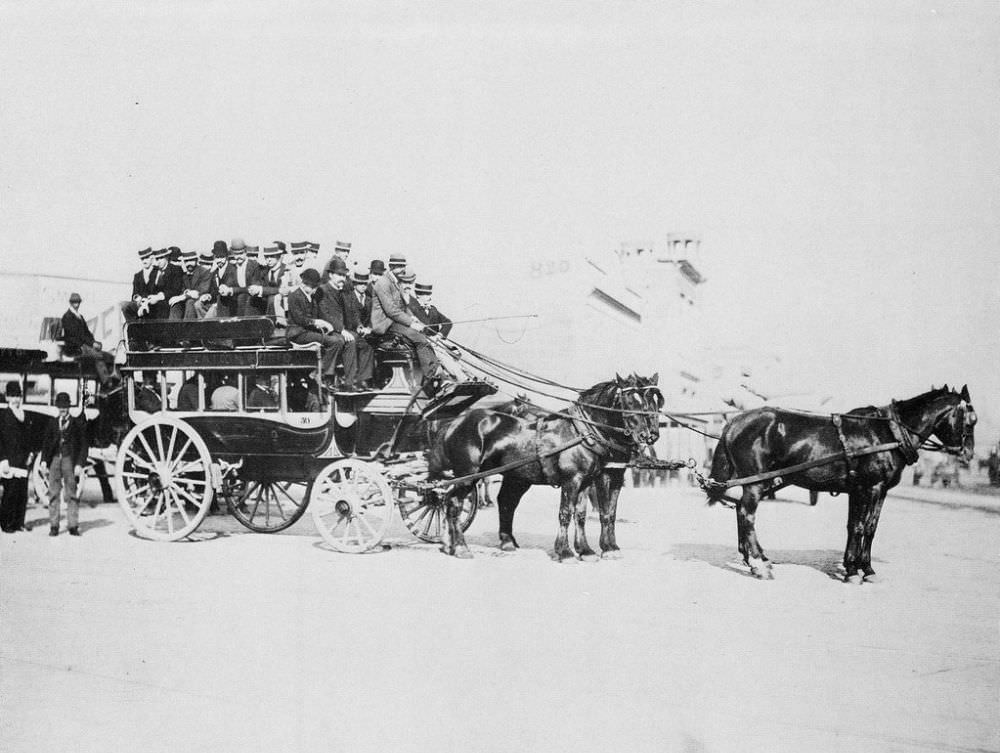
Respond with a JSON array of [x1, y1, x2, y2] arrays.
[[613, 372, 661, 446], [920, 384, 976, 462]]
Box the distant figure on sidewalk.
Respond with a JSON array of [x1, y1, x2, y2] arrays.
[[40, 393, 88, 537]]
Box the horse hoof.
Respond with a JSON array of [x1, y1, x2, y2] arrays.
[[862, 572, 881, 584], [579, 553, 600, 563], [601, 549, 623, 560], [499, 540, 518, 552], [748, 558, 773, 580], [554, 552, 579, 563], [844, 573, 863, 585], [454, 547, 474, 560]]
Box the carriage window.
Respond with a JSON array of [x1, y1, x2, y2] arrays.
[[285, 370, 323, 413], [207, 373, 241, 412], [0, 373, 20, 404], [134, 371, 164, 413], [245, 372, 279, 412], [174, 370, 201, 411], [25, 375, 52, 405]]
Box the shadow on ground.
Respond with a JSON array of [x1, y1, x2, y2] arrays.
[[669, 542, 858, 580]]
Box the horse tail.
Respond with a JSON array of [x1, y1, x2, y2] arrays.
[[704, 435, 733, 506]]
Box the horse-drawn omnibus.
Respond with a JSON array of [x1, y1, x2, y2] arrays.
[[113, 317, 495, 550]]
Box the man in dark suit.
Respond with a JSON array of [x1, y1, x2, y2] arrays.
[[316, 258, 373, 391], [250, 246, 285, 319], [0, 381, 35, 533], [344, 268, 373, 329], [218, 238, 262, 317], [122, 247, 159, 322], [178, 250, 217, 319], [409, 281, 453, 338], [40, 392, 88, 536], [61, 293, 116, 389], [286, 268, 343, 391]]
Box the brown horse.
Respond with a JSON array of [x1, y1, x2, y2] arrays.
[[428, 374, 662, 560], [706, 385, 976, 582]]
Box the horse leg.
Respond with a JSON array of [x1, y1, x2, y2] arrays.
[[736, 485, 772, 579], [553, 479, 583, 562], [572, 483, 599, 562], [442, 484, 473, 559], [496, 476, 530, 551], [596, 469, 625, 559], [858, 486, 887, 583], [843, 490, 868, 583]]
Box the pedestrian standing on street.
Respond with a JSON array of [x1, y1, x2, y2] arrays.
[[40, 392, 88, 537], [0, 381, 35, 533]]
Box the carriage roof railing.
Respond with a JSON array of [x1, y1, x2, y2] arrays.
[[121, 317, 322, 372], [0, 347, 107, 380]]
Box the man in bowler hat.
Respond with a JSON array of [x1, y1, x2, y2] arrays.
[[40, 392, 88, 536]]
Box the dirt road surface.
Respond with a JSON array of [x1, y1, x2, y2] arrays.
[[2, 482, 997, 753]]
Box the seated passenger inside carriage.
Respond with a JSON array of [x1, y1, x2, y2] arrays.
[[209, 373, 239, 411], [135, 372, 162, 413], [246, 372, 279, 411]]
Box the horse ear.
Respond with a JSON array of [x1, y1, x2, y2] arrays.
[[615, 373, 623, 385], [961, 384, 970, 401], [650, 372, 659, 385]]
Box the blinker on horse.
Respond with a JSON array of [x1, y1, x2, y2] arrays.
[[704, 385, 976, 582], [427, 373, 663, 560]]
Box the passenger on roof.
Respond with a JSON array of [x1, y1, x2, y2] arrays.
[[61, 292, 117, 390], [217, 239, 261, 317], [409, 281, 452, 338], [123, 247, 159, 322], [317, 258, 373, 391], [321, 241, 352, 287], [147, 247, 181, 320], [251, 246, 286, 322], [179, 250, 216, 320], [344, 268, 373, 332], [286, 268, 344, 393], [371, 256, 442, 386]]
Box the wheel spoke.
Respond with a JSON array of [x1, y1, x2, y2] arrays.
[[167, 438, 193, 472], [273, 482, 302, 508], [125, 450, 155, 471], [137, 430, 159, 466], [165, 425, 178, 467], [267, 483, 288, 520], [172, 483, 204, 514], [154, 424, 166, 464], [356, 511, 378, 540], [173, 476, 207, 487], [167, 487, 192, 526]]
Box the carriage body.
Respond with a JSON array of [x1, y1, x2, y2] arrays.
[[114, 318, 495, 546]]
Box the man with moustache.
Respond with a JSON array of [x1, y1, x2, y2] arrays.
[[218, 239, 261, 317], [179, 250, 217, 319], [61, 293, 117, 390], [286, 268, 342, 392], [122, 247, 158, 322], [317, 257, 373, 391], [371, 255, 441, 386]]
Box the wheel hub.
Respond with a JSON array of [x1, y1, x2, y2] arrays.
[[335, 499, 353, 517]]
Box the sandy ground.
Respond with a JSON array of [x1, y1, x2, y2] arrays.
[[1, 481, 998, 753]]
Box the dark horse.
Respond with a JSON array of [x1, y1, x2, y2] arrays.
[[705, 385, 976, 582], [428, 374, 662, 560]]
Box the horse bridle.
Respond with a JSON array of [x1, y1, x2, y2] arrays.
[[892, 398, 976, 457]]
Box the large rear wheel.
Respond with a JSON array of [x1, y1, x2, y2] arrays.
[[228, 479, 309, 533], [114, 416, 213, 541], [310, 459, 394, 553]]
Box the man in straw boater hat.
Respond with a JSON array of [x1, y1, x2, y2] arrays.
[[321, 240, 352, 284], [146, 247, 178, 320], [343, 266, 373, 332], [40, 392, 88, 536], [0, 381, 34, 533], [123, 246, 159, 322], [179, 250, 217, 319], [371, 255, 444, 390], [61, 293, 118, 390], [409, 280, 453, 338], [250, 245, 288, 321]]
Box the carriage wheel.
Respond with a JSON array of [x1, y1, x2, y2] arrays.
[[32, 455, 87, 506], [228, 479, 310, 533], [397, 483, 478, 544], [114, 416, 214, 541], [310, 459, 394, 553]]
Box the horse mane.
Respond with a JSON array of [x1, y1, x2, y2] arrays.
[[894, 386, 955, 414], [578, 379, 622, 410]]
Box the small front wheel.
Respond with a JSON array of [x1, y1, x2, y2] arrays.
[[310, 459, 394, 553]]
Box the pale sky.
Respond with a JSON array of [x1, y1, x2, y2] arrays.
[[1, 2, 998, 436]]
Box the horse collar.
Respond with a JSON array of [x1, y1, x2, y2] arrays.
[[888, 401, 922, 465]]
